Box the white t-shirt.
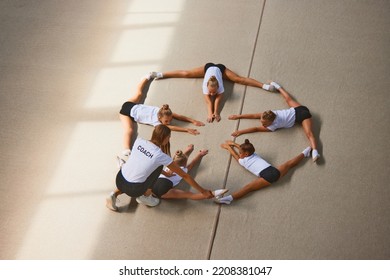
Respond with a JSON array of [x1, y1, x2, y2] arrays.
[[266, 107, 296, 131], [202, 66, 224, 95], [130, 104, 161, 127], [121, 138, 173, 183], [159, 166, 188, 186], [238, 153, 271, 176]]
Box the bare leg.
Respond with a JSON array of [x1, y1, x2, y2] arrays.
[[301, 118, 318, 150], [224, 68, 264, 88], [231, 152, 306, 201], [162, 188, 206, 200], [276, 153, 305, 178], [119, 114, 135, 150], [128, 77, 149, 103], [231, 177, 271, 200], [113, 189, 122, 196], [183, 144, 194, 157], [278, 86, 301, 108], [161, 66, 205, 79]]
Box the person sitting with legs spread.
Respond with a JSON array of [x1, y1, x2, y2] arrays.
[[229, 81, 320, 162], [119, 75, 205, 157], [149, 63, 274, 123], [215, 139, 311, 204]]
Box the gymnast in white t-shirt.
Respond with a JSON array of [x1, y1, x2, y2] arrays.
[[229, 81, 320, 162], [106, 125, 213, 211], [151, 145, 228, 202], [148, 63, 272, 123], [119, 76, 205, 156], [215, 139, 311, 205]]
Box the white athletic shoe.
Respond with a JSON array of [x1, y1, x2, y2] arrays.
[[312, 149, 320, 162], [302, 147, 312, 158], [214, 195, 233, 205], [213, 189, 229, 199], [106, 193, 118, 212], [149, 71, 163, 80], [136, 195, 160, 207]]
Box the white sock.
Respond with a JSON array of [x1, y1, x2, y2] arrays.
[[156, 72, 163, 79], [270, 81, 281, 89], [302, 147, 312, 157], [262, 84, 271, 91], [149, 71, 163, 79], [312, 149, 320, 161]]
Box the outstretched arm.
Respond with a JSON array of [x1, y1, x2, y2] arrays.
[[167, 161, 213, 198], [220, 142, 240, 161], [172, 112, 205, 126], [228, 113, 262, 120], [167, 125, 200, 135], [231, 126, 271, 137]]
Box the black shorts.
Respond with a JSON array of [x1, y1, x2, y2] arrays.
[[294, 106, 312, 123], [259, 166, 281, 184], [119, 101, 137, 120], [204, 62, 226, 74], [116, 165, 163, 197], [152, 178, 174, 198]]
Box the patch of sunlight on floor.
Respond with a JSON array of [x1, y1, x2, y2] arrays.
[[16, 122, 120, 259], [126, 0, 185, 13], [85, 1, 184, 109], [16, 0, 186, 259]]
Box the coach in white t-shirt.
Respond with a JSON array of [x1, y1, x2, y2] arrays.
[[106, 125, 213, 210]]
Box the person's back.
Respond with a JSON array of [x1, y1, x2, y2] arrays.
[[121, 137, 171, 183]]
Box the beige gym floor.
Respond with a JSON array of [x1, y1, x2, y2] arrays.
[[1, 0, 389, 259]]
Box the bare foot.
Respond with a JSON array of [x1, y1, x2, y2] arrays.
[[184, 144, 194, 156]]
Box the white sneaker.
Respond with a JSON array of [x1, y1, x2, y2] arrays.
[[149, 71, 163, 80], [215, 197, 232, 205], [213, 189, 229, 199], [106, 193, 118, 211], [312, 149, 320, 162], [116, 156, 126, 168], [302, 147, 312, 158], [136, 195, 160, 207]]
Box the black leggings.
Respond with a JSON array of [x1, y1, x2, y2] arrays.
[[116, 166, 163, 197], [204, 62, 226, 74]]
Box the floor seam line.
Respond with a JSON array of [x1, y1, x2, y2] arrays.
[[206, 0, 267, 260]]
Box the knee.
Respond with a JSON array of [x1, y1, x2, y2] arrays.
[[232, 76, 244, 84]]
